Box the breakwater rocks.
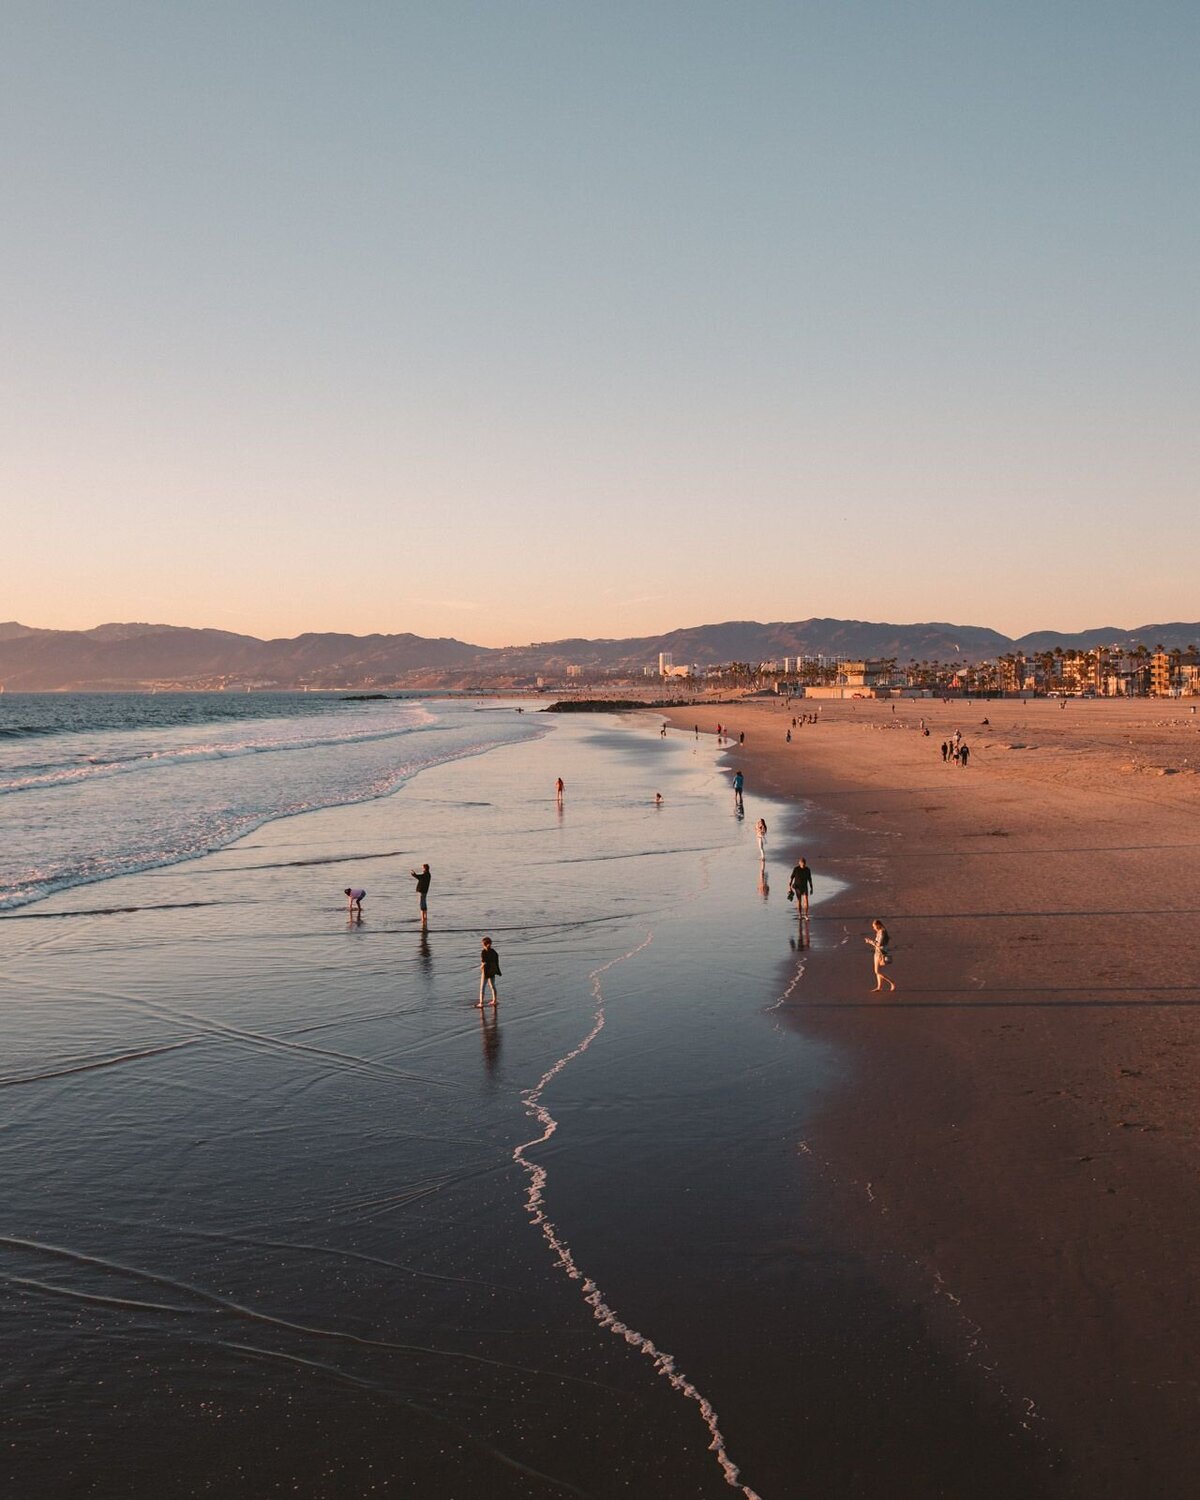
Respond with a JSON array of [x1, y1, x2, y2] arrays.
[[545, 699, 661, 713]]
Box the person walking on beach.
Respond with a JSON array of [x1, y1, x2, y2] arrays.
[[786, 727, 792, 743], [866, 919, 895, 993], [411, 863, 431, 924], [478, 936, 501, 1007], [756, 817, 768, 857], [344, 887, 365, 915], [732, 770, 744, 807], [555, 777, 565, 804], [788, 857, 813, 915], [959, 743, 970, 767], [739, 731, 745, 745], [940, 740, 948, 762]]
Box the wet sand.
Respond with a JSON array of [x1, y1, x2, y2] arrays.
[[666, 695, 1200, 1496]]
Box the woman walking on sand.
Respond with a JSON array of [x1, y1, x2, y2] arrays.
[[866, 919, 895, 993], [756, 817, 767, 857]]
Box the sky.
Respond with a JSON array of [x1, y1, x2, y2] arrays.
[[3, 1, 1197, 646]]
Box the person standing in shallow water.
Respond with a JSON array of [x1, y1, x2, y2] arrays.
[[478, 936, 501, 1007], [866, 919, 895, 993], [555, 777, 564, 805], [787, 857, 813, 916], [411, 863, 431, 924], [732, 770, 744, 807], [756, 817, 767, 858]]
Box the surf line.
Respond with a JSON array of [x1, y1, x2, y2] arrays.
[[512, 932, 763, 1500]]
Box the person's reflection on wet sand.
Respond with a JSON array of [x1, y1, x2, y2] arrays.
[[757, 865, 770, 901], [479, 1006, 501, 1074], [789, 917, 809, 953], [417, 924, 431, 974]]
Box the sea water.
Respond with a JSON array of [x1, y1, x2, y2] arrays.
[[0, 693, 544, 908]]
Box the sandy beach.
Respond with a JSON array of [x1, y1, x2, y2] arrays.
[[666, 694, 1200, 1495]]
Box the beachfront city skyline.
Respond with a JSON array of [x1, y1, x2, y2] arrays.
[[8, 4, 1197, 645]]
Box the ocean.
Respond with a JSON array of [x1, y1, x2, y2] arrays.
[[0, 697, 1043, 1497], [0, 693, 544, 909]]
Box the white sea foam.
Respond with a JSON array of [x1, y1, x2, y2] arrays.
[[512, 933, 763, 1500], [0, 697, 545, 909]]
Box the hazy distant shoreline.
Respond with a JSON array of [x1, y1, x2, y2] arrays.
[[4, 615, 1200, 693]]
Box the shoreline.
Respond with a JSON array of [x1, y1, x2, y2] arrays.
[[666, 696, 1200, 1496]]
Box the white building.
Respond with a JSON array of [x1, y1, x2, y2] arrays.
[[658, 652, 674, 676]]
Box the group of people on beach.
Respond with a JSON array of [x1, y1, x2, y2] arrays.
[[779, 853, 893, 991], [727, 746, 895, 994], [344, 869, 501, 1006], [940, 730, 970, 766], [346, 721, 897, 1011]]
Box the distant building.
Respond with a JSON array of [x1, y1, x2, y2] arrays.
[[806, 659, 895, 700], [1152, 648, 1200, 697], [658, 652, 674, 676], [565, 665, 584, 678], [839, 660, 892, 688]]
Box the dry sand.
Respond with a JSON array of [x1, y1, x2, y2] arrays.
[[667, 695, 1200, 1497]]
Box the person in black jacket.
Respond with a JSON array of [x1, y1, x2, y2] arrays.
[[411, 863, 431, 924], [478, 937, 501, 1007]]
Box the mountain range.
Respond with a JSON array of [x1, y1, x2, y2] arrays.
[[1, 618, 1197, 691]]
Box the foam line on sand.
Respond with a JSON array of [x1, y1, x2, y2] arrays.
[[512, 932, 763, 1500]]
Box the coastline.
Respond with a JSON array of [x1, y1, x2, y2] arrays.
[[665, 696, 1200, 1496]]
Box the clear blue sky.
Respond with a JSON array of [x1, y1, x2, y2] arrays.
[[4, 1, 1196, 645]]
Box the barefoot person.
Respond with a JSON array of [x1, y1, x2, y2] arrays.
[[555, 777, 565, 804], [866, 919, 895, 993], [411, 863, 431, 924], [478, 936, 501, 1007], [787, 857, 813, 915], [756, 817, 768, 857], [343, 887, 365, 915]]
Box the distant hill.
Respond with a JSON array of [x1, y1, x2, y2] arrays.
[[2, 618, 1198, 690], [0, 622, 486, 691], [1014, 623, 1200, 654]]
